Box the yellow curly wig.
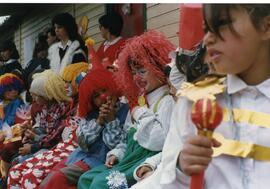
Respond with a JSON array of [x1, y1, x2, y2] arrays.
[[61, 62, 89, 92], [44, 70, 72, 102]]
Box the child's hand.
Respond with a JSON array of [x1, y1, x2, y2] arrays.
[[178, 135, 221, 176], [21, 120, 32, 132], [97, 104, 109, 124], [104, 96, 117, 122], [24, 129, 36, 140], [22, 136, 28, 144], [0, 132, 6, 142], [105, 155, 118, 168], [19, 143, 32, 155], [22, 136, 32, 144], [136, 165, 154, 180], [96, 117, 105, 126], [98, 96, 117, 124]]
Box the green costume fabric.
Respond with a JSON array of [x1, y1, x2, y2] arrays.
[[78, 127, 158, 189]]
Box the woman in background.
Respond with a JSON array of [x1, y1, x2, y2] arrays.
[[49, 12, 87, 74]]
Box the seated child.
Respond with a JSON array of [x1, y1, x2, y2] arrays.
[[0, 73, 25, 178], [12, 70, 73, 164], [39, 68, 129, 188], [129, 4, 211, 189], [134, 4, 270, 189], [77, 30, 176, 189], [7, 63, 89, 189], [0, 73, 24, 128]]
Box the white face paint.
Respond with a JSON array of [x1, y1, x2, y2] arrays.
[[65, 83, 73, 97], [133, 68, 149, 95]]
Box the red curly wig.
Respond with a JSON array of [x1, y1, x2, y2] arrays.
[[78, 69, 121, 118], [114, 30, 175, 99]]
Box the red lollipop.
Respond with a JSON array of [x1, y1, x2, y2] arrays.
[[191, 98, 223, 131], [190, 98, 223, 189]]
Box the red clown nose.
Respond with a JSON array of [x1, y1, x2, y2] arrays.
[[99, 92, 109, 104]]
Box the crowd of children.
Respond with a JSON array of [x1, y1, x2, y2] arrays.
[[0, 4, 268, 189]]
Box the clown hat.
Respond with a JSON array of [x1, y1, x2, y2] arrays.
[[179, 4, 204, 51], [0, 73, 24, 99], [85, 38, 104, 70]]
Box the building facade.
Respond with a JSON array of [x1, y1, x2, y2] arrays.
[[0, 3, 179, 67]]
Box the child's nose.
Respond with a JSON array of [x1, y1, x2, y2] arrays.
[[203, 31, 216, 47], [133, 73, 143, 81]]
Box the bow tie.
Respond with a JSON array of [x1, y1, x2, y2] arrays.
[[59, 46, 69, 61]]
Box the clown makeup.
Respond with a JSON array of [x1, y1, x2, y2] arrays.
[[133, 73, 148, 93], [92, 89, 108, 108], [131, 65, 148, 94], [129, 61, 164, 94], [111, 59, 119, 72], [3, 88, 19, 101], [65, 82, 73, 97]]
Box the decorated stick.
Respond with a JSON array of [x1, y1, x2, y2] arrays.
[[190, 98, 223, 189], [179, 4, 204, 51]]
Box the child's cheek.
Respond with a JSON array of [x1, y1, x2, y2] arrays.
[[133, 74, 148, 90], [65, 84, 73, 97]]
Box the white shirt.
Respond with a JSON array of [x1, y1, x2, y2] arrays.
[[155, 74, 270, 189], [103, 36, 122, 51], [133, 85, 175, 151], [4, 59, 17, 65], [107, 85, 175, 160], [58, 40, 72, 50], [49, 40, 84, 74]]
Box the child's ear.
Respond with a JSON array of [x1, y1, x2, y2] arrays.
[[260, 15, 270, 40]]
